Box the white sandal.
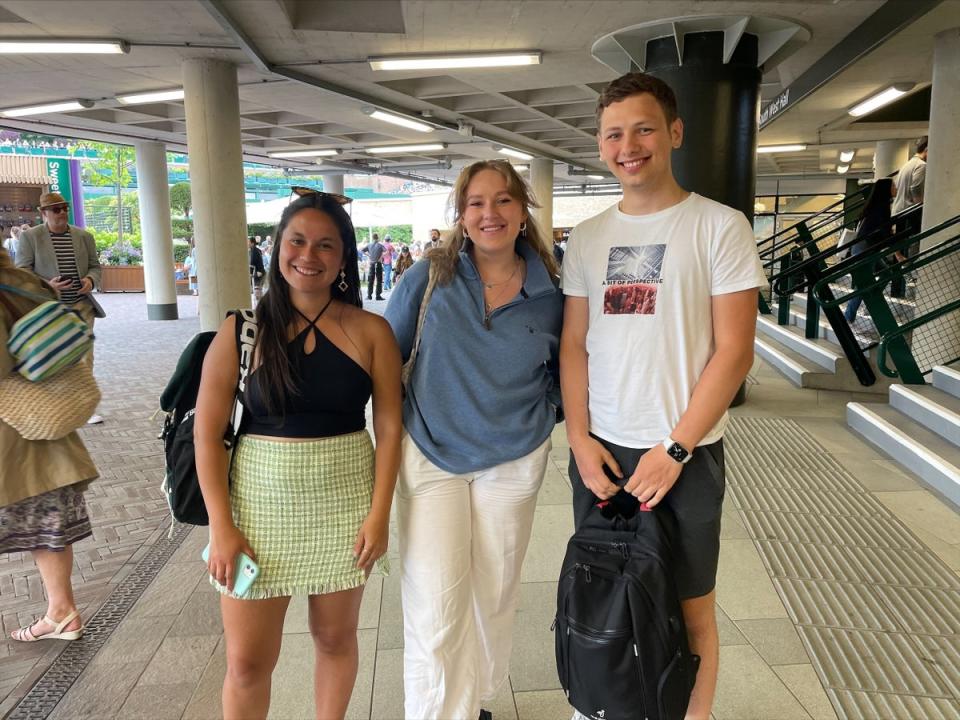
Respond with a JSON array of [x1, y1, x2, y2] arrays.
[[11, 609, 84, 642]]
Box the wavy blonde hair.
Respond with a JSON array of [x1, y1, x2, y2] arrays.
[[426, 160, 558, 285]]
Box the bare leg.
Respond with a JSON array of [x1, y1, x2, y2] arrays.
[[681, 590, 719, 720], [221, 595, 290, 720], [308, 586, 365, 720], [11, 547, 83, 638]]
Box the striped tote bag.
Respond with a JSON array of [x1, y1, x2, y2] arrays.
[[0, 283, 94, 382]]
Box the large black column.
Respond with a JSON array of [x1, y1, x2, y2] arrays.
[[646, 32, 761, 226]]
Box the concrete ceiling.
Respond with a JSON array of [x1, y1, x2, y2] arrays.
[[0, 0, 951, 186]]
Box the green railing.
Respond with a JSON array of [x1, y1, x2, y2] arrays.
[[813, 213, 960, 384]]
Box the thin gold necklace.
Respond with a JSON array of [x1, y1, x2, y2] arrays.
[[478, 257, 521, 289]]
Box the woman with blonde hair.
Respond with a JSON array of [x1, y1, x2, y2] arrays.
[[0, 246, 97, 643], [385, 160, 562, 720]]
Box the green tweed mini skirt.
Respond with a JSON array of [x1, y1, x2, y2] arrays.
[[216, 430, 385, 600]]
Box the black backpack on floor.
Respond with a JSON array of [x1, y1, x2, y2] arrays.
[[159, 309, 257, 526], [554, 501, 700, 720]]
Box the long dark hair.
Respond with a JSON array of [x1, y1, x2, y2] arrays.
[[254, 193, 363, 415], [856, 178, 894, 242]]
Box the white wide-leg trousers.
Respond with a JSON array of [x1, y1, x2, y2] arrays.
[[397, 434, 551, 720]]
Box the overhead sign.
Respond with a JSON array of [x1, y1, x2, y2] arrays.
[[759, 88, 790, 128]]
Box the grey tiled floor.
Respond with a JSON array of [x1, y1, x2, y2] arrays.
[[6, 292, 960, 719]]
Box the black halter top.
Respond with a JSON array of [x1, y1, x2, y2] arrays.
[[244, 301, 373, 438]]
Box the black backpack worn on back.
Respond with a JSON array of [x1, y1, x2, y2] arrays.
[[555, 498, 700, 720], [159, 309, 257, 526]]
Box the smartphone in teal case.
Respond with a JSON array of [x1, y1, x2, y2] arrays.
[[201, 544, 260, 598]]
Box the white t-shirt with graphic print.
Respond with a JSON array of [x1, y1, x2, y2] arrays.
[[562, 192, 767, 449]]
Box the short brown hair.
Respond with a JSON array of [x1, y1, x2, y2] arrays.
[[595, 72, 679, 130]]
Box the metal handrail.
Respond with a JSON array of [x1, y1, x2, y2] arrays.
[[756, 186, 869, 260], [813, 213, 960, 307], [876, 298, 960, 377]]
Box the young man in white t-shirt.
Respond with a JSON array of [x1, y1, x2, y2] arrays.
[[560, 72, 766, 720]]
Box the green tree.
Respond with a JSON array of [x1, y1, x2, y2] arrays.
[[170, 182, 192, 217], [74, 141, 136, 242]]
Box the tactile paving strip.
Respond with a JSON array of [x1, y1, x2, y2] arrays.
[[726, 416, 960, 719], [6, 521, 192, 720]]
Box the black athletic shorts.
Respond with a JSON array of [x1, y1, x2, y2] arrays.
[[569, 435, 725, 600]]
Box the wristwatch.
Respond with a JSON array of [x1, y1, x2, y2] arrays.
[[662, 436, 692, 464]]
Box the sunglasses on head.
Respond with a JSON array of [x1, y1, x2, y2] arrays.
[[290, 186, 352, 206]]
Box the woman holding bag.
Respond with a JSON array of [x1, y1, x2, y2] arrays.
[[384, 160, 562, 720], [0, 246, 97, 642]]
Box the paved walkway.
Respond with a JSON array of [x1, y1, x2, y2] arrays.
[[2, 290, 959, 719]]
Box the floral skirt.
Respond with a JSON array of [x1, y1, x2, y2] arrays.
[[0, 483, 92, 554]]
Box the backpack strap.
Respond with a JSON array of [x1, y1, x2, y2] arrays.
[[226, 308, 257, 448]]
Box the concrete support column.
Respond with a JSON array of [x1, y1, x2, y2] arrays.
[[134, 141, 178, 320], [529, 158, 554, 235], [914, 27, 960, 369], [923, 27, 960, 234], [322, 174, 344, 195], [873, 139, 910, 180], [182, 58, 250, 331]]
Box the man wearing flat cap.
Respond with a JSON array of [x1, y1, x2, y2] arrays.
[[16, 191, 104, 423]]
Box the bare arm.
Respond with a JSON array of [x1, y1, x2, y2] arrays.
[[354, 314, 403, 571], [626, 288, 759, 504], [560, 295, 621, 499], [193, 314, 253, 590]]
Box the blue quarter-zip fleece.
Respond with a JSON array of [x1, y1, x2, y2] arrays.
[[384, 241, 563, 474]]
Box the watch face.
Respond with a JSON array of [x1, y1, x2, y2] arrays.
[[667, 442, 688, 463]]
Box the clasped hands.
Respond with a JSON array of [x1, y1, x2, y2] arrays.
[[572, 436, 683, 508]]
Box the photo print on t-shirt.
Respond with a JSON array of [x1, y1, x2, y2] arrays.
[[603, 244, 665, 315]]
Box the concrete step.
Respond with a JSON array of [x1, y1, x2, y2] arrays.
[[889, 384, 960, 446], [847, 402, 960, 508], [756, 315, 844, 373], [754, 336, 833, 388], [932, 364, 960, 400], [768, 302, 841, 344]]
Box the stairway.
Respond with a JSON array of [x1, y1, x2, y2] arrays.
[[847, 364, 960, 507], [755, 296, 893, 393]]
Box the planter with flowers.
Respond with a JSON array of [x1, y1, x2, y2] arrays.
[[99, 240, 145, 292]]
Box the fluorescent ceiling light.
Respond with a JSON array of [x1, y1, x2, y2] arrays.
[[369, 51, 542, 71], [366, 143, 447, 154], [1, 100, 93, 118], [498, 147, 533, 161], [848, 83, 913, 117], [513, 165, 529, 172], [268, 149, 341, 158], [587, 175, 605, 180], [836, 164, 850, 174], [363, 108, 432, 133], [117, 89, 184, 105], [839, 149, 856, 163], [757, 144, 807, 154], [0, 39, 128, 54]]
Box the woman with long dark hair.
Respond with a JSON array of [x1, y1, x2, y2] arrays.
[[194, 191, 402, 719], [385, 160, 562, 719], [844, 177, 903, 322]]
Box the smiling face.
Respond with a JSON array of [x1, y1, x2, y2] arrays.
[[598, 92, 683, 195], [278, 208, 344, 294], [459, 168, 527, 259]]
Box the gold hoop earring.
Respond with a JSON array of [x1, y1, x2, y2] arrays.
[[338, 269, 348, 293]]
